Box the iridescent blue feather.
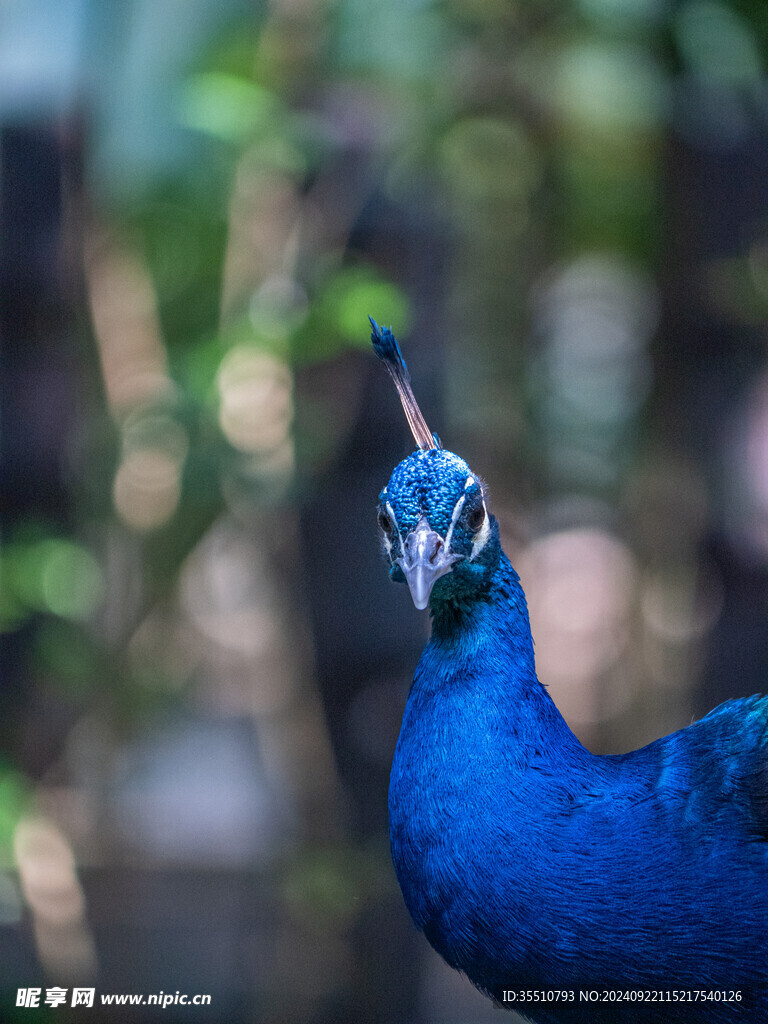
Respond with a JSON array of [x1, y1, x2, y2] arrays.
[[369, 316, 407, 372]]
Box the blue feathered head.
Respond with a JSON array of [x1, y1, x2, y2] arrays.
[[371, 319, 498, 610]]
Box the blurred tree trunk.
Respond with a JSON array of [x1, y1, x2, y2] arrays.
[[0, 121, 82, 774], [659, 79, 768, 715]]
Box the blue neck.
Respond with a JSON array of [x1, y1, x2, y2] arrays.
[[390, 550, 587, 954], [430, 549, 536, 663], [417, 551, 584, 761]]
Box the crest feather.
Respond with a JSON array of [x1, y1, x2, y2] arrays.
[[369, 317, 439, 451]]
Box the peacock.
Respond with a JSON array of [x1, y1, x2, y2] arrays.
[[369, 318, 768, 1024]]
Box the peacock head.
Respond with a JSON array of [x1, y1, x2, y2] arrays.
[[371, 318, 500, 611]]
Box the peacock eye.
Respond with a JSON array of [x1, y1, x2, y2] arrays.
[[466, 504, 486, 533], [378, 509, 395, 535]]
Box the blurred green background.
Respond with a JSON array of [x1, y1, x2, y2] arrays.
[[0, 0, 767, 1020]]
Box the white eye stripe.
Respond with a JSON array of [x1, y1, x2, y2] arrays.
[[385, 500, 405, 559], [443, 494, 466, 552], [470, 503, 490, 560], [445, 474, 490, 558]]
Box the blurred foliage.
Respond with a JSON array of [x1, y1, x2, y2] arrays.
[[0, 771, 31, 868]]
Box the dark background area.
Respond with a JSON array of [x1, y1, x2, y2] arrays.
[[0, 0, 767, 1021]]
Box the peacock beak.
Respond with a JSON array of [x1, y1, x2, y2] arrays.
[[398, 517, 461, 610]]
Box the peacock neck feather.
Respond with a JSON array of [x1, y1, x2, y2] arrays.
[[414, 549, 586, 766], [389, 549, 593, 982]]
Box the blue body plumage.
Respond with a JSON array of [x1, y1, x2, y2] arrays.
[[372, 324, 768, 1023]]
